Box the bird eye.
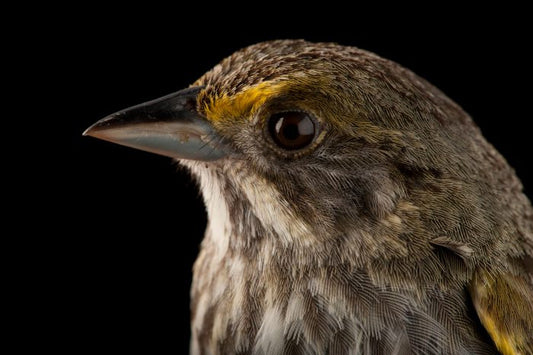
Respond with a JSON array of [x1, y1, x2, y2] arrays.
[[267, 111, 316, 150]]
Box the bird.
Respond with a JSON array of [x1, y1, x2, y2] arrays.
[[84, 40, 533, 355]]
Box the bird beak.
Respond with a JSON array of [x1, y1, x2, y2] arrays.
[[83, 86, 227, 161]]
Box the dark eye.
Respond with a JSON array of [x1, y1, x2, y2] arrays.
[[267, 111, 316, 150]]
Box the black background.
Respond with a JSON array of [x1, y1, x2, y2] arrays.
[[72, 5, 531, 353]]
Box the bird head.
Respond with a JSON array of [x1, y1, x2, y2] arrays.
[[85, 40, 525, 270]]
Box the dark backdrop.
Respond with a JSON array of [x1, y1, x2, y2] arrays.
[[72, 6, 531, 353]]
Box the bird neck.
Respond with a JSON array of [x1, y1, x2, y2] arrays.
[[190, 161, 325, 260], [186, 162, 495, 354]]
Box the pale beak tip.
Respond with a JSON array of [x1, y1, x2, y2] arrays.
[[83, 122, 102, 137]]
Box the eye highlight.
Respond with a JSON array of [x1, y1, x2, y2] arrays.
[[267, 111, 316, 150]]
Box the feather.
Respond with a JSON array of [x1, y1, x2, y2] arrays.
[[469, 268, 533, 355]]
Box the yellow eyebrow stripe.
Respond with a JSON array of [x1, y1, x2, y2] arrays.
[[202, 81, 288, 122]]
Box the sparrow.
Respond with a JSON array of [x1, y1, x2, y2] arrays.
[[84, 40, 533, 355]]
